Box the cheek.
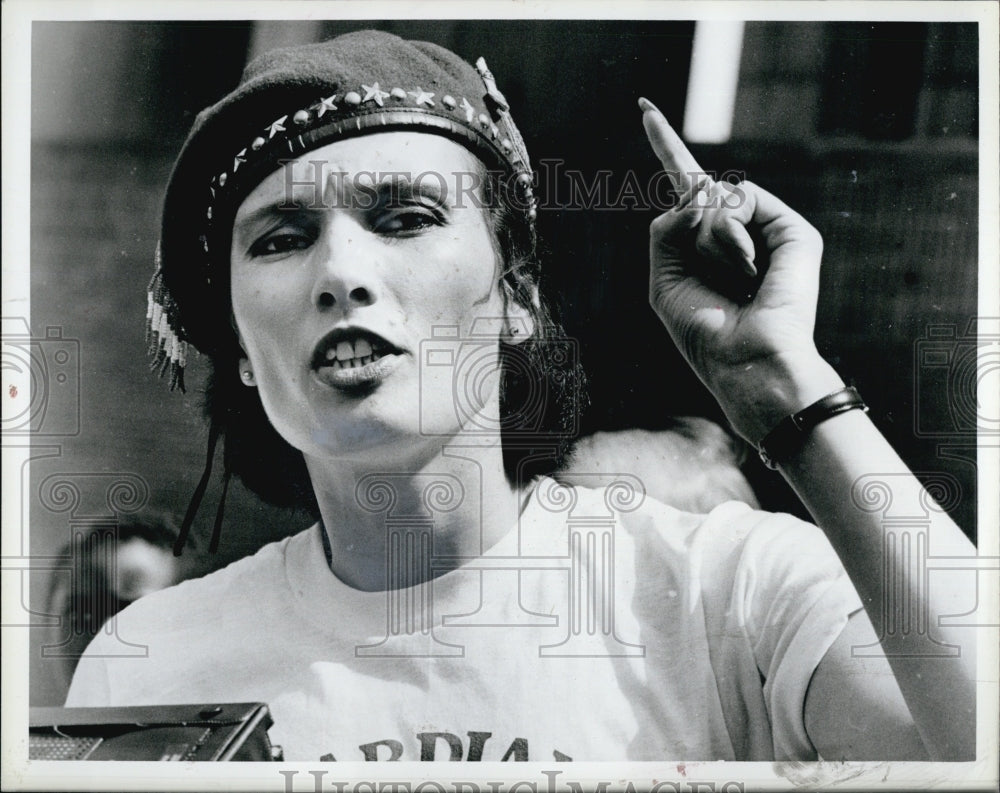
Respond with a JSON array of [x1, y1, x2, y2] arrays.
[[230, 267, 301, 355], [413, 230, 503, 324]]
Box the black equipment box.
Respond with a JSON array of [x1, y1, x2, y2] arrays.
[[29, 703, 280, 761]]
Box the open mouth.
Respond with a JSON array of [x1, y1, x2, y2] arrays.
[[310, 328, 405, 389]]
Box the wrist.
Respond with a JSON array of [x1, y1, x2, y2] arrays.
[[757, 386, 867, 469], [711, 351, 846, 445]]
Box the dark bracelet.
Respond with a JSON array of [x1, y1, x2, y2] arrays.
[[757, 386, 868, 469]]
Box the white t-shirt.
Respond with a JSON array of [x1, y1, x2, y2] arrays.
[[66, 479, 862, 761]]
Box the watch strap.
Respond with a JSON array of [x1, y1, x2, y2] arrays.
[[758, 386, 868, 469]]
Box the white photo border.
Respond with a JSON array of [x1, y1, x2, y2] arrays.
[[2, 1, 998, 791]]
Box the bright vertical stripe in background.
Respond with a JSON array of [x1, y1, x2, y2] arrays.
[[683, 21, 746, 144]]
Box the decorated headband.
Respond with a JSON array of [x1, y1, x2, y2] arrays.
[[148, 30, 537, 393]]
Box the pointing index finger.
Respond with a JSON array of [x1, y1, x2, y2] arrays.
[[639, 97, 706, 199]]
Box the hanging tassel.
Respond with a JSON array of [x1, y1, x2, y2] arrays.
[[319, 520, 334, 568], [147, 243, 189, 393], [210, 470, 230, 554], [209, 435, 233, 554], [174, 420, 221, 556]]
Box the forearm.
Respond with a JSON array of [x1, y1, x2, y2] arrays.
[[785, 408, 975, 759], [638, 103, 978, 758], [721, 357, 977, 759]]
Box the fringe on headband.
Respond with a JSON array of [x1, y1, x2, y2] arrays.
[[146, 242, 189, 393]]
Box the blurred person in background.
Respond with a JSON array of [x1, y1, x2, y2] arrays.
[[557, 418, 759, 514], [47, 512, 192, 691]]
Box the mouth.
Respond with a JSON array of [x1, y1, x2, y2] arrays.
[[310, 327, 406, 391]]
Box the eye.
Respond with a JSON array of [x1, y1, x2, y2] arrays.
[[372, 206, 444, 236], [248, 229, 314, 257]]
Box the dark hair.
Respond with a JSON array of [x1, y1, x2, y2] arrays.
[[46, 511, 186, 686], [203, 164, 587, 515]]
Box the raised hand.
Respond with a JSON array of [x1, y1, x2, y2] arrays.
[[639, 97, 843, 443]]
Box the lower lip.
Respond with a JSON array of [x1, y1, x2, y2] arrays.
[[311, 352, 403, 390]]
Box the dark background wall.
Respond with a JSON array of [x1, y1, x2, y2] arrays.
[[25, 20, 980, 703]]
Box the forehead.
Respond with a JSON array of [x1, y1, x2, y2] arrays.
[[243, 130, 485, 201]]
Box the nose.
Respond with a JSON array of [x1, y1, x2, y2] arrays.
[[310, 217, 379, 312], [316, 285, 372, 309]]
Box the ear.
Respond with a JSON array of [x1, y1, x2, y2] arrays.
[[229, 314, 256, 380], [502, 282, 537, 345], [230, 312, 247, 351]]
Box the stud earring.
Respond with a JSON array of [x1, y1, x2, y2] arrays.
[[241, 368, 255, 385]]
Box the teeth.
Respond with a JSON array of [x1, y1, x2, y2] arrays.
[[336, 341, 354, 361], [319, 337, 391, 370]]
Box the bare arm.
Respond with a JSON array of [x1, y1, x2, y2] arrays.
[[638, 98, 976, 760], [784, 399, 975, 760]]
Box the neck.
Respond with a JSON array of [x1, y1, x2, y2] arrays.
[[305, 438, 524, 591]]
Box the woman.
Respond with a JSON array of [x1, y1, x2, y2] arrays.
[[67, 29, 975, 762]]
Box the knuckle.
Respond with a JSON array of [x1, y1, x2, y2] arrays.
[[803, 223, 824, 250], [649, 213, 672, 236]]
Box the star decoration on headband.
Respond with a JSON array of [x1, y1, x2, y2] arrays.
[[267, 115, 288, 138], [475, 57, 510, 113], [362, 82, 390, 107], [313, 95, 338, 117], [408, 88, 435, 107], [205, 70, 537, 254], [459, 97, 475, 124]]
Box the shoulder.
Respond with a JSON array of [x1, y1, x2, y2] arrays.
[[547, 472, 807, 543], [66, 526, 319, 707], [542, 476, 843, 588], [105, 525, 316, 637]]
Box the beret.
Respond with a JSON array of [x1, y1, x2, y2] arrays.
[[147, 29, 535, 391]]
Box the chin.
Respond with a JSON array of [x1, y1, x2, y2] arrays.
[[299, 409, 430, 463]]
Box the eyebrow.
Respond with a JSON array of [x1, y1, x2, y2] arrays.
[[234, 172, 451, 232], [346, 173, 449, 210], [231, 200, 311, 239]]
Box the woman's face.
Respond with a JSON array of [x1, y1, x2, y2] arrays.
[[230, 131, 520, 463]]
